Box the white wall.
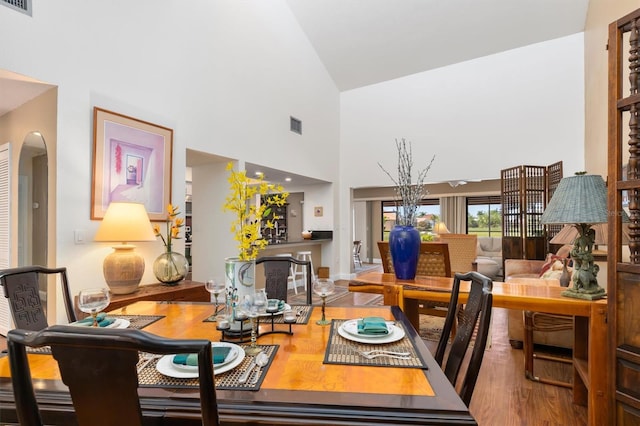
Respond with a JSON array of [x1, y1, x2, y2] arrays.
[[340, 33, 586, 189], [0, 0, 340, 322]]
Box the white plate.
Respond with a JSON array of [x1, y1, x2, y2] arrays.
[[171, 344, 240, 372], [258, 303, 291, 317], [341, 318, 395, 339], [70, 318, 130, 329], [338, 320, 405, 344], [156, 342, 245, 378]]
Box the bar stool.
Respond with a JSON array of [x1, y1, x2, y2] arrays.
[[276, 253, 300, 294], [292, 251, 315, 289]]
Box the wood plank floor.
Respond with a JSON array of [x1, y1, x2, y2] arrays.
[[0, 270, 587, 426]]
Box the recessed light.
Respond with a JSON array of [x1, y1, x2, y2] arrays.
[[285, 177, 292, 182], [255, 171, 264, 177]]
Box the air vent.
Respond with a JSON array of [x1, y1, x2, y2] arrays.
[[290, 116, 302, 135], [1, 0, 31, 15]]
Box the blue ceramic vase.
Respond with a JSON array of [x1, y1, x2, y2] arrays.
[[388, 225, 421, 280]]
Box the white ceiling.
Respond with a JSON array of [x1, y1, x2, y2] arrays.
[[285, 0, 589, 91], [1, 1, 590, 183]]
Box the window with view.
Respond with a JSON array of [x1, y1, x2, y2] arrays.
[[382, 199, 440, 241], [467, 196, 502, 237]]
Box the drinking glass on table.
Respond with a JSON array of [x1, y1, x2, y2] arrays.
[[242, 290, 268, 355], [78, 288, 111, 327], [205, 278, 226, 318], [313, 278, 335, 326]]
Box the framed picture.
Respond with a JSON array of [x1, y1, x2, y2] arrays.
[[314, 206, 323, 217], [91, 107, 173, 221]]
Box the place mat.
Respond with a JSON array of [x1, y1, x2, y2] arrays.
[[203, 305, 313, 325], [323, 319, 428, 369], [25, 315, 165, 355], [138, 344, 278, 391]]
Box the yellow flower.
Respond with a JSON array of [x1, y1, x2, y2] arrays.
[[155, 203, 184, 252], [223, 162, 289, 260]]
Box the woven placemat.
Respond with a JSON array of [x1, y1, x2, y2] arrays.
[[323, 319, 428, 369], [25, 315, 165, 355], [204, 305, 313, 325], [138, 344, 278, 391]]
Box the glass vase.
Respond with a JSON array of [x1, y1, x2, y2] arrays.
[[153, 251, 189, 285]]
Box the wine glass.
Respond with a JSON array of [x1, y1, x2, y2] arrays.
[[205, 278, 226, 319], [78, 288, 111, 327], [242, 290, 267, 355], [313, 278, 335, 326]]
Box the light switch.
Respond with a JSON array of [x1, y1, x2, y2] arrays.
[[74, 229, 85, 244]]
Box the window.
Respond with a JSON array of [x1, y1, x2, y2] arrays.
[[467, 196, 502, 237], [381, 199, 440, 241]]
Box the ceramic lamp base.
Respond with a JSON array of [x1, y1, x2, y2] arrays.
[[102, 244, 143, 294]]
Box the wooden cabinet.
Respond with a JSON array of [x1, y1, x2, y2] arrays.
[[608, 11, 640, 425]]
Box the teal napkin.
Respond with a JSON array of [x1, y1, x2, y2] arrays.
[[357, 316, 389, 335], [278, 300, 286, 311], [173, 347, 232, 366], [76, 312, 116, 327]]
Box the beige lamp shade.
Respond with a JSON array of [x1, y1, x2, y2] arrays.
[[433, 222, 450, 235], [95, 202, 156, 294]]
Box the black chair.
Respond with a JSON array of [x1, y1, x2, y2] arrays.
[[0, 266, 76, 330], [434, 271, 493, 406], [256, 256, 312, 304], [7, 325, 219, 426]]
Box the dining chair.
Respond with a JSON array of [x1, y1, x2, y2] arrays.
[[352, 240, 363, 268], [7, 325, 219, 426], [437, 233, 478, 275], [0, 266, 77, 330], [377, 241, 454, 319], [256, 256, 313, 304], [434, 271, 493, 406]]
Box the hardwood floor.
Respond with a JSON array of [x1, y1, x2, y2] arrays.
[[0, 270, 587, 426]]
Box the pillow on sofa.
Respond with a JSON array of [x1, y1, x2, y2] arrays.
[[538, 245, 573, 278], [540, 260, 573, 280]]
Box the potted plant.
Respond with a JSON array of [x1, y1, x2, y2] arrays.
[[378, 138, 434, 279], [152, 204, 189, 285], [222, 162, 288, 328]]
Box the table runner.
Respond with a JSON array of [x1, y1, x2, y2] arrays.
[[138, 344, 278, 391], [24, 315, 166, 355], [323, 319, 428, 369], [204, 305, 313, 325]]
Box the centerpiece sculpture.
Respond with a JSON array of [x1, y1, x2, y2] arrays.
[[223, 162, 289, 331], [378, 138, 434, 280]]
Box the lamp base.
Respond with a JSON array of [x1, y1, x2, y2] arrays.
[[103, 244, 144, 294], [561, 287, 606, 300]]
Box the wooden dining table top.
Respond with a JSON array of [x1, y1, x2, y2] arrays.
[[0, 301, 476, 426]]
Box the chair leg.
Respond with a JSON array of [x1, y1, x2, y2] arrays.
[[523, 311, 572, 388]]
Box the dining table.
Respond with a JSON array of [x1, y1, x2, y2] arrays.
[[0, 300, 477, 425]]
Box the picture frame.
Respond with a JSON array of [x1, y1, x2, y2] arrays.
[[91, 107, 173, 221]]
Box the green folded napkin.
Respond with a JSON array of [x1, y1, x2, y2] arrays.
[[357, 316, 389, 335], [76, 312, 116, 327], [173, 347, 232, 366], [278, 300, 286, 311]]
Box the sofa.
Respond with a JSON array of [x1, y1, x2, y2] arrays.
[[475, 236, 502, 279], [503, 246, 574, 350]]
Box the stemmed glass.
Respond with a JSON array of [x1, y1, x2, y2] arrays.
[[242, 290, 267, 355], [205, 278, 226, 319], [78, 288, 111, 327], [313, 278, 335, 326]]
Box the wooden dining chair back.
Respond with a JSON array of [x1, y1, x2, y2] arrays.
[[434, 271, 493, 406], [0, 266, 76, 330], [7, 325, 219, 426], [256, 256, 313, 304], [438, 234, 478, 275], [377, 241, 452, 277]]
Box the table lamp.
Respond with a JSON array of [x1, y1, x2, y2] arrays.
[[540, 173, 609, 300], [94, 202, 157, 294], [433, 221, 450, 239]]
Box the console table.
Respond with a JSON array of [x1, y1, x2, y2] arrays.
[[349, 272, 608, 426], [74, 280, 209, 319]]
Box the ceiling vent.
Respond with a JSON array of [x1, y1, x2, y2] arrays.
[[290, 116, 302, 135], [1, 0, 31, 16]]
